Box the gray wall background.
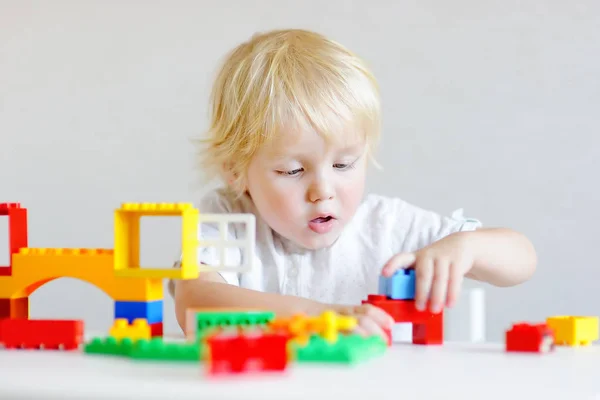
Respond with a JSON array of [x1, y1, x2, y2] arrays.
[[1, 1, 598, 341]]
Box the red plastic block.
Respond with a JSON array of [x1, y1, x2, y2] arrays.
[[206, 328, 290, 375], [363, 294, 443, 345], [0, 203, 28, 276], [149, 322, 163, 337], [0, 319, 84, 350], [0, 203, 22, 213], [0, 297, 29, 319], [413, 311, 443, 345], [506, 322, 555, 353], [362, 295, 438, 323]]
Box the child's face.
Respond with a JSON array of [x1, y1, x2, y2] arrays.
[[245, 126, 368, 250]]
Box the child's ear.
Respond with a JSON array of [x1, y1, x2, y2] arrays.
[[222, 162, 248, 192], [222, 162, 237, 185]]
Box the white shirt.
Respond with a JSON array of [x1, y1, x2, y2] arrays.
[[181, 187, 481, 306]]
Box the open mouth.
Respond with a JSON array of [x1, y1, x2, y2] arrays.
[[311, 216, 333, 223]]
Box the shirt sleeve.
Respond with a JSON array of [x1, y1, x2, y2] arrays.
[[372, 195, 483, 253]]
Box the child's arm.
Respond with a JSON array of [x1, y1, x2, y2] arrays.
[[173, 273, 329, 331], [173, 273, 394, 335], [461, 227, 537, 286], [382, 227, 537, 313]]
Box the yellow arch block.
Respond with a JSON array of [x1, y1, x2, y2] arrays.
[[0, 248, 163, 301], [113, 202, 199, 279], [109, 318, 151, 341]]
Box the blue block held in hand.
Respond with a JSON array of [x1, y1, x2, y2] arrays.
[[378, 269, 416, 300]]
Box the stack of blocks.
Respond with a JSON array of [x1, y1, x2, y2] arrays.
[[363, 268, 443, 345]]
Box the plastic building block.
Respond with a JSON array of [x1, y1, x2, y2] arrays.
[[113, 202, 200, 279], [109, 318, 152, 341], [505, 323, 554, 353], [195, 212, 257, 274], [1, 247, 163, 315], [205, 327, 290, 375], [363, 294, 443, 345], [362, 294, 439, 322], [195, 309, 275, 339], [149, 322, 163, 337], [378, 269, 415, 300], [290, 333, 387, 363], [114, 300, 163, 324], [412, 311, 443, 345], [129, 338, 202, 362], [0, 319, 84, 350], [0, 202, 28, 276], [0, 297, 28, 319], [546, 316, 599, 346], [84, 336, 136, 356], [270, 311, 357, 343]]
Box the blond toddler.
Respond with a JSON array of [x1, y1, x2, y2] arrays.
[[171, 29, 537, 339]]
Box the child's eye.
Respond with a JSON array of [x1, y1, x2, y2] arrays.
[[334, 161, 356, 170], [277, 168, 303, 176]]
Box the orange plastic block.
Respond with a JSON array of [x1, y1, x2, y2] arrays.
[[270, 310, 357, 343], [0, 297, 28, 319], [546, 316, 599, 346], [0, 247, 163, 310], [109, 318, 152, 341]]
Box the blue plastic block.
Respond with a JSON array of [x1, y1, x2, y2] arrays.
[[378, 269, 415, 300], [114, 300, 163, 324]]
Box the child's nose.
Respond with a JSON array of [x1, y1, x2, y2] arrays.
[[308, 180, 334, 203]]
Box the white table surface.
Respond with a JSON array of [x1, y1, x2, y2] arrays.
[[1, 335, 599, 400]]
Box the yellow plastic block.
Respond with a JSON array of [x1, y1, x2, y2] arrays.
[[109, 318, 151, 341], [546, 316, 599, 346], [271, 310, 357, 344], [113, 202, 199, 280], [309, 310, 357, 343], [0, 248, 163, 301]]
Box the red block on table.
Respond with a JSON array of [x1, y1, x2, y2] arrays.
[[206, 328, 290, 375], [363, 294, 443, 345], [506, 322, 554, 353], [0, 319, 84, 350]]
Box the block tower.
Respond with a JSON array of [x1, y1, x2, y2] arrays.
[[363, 268, 443, 345]]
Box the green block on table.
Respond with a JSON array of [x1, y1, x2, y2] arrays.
[[196, 310, 275, 338], [84, 336, 134, 356], [129, 338, 202, 362], [291, 334, 387, 363]]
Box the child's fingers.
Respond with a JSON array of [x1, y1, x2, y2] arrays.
[[446, 263, 465, 308], [381, 252, 416, 277], [360, 304, 394, 328], [414, 256, 434, 311], [356, 316, 387, 340], [429, 259, 450, 313]]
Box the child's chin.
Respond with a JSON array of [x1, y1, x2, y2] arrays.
[[300, 233, 340, 250]]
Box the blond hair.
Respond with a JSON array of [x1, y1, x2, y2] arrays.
[[197, 29, 381, 194]]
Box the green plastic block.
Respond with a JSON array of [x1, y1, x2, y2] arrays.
[[84, 337, 135, 356], [196, 310, 275, 338], [291, 334, 387, 363], [129, 338, 202, 362]]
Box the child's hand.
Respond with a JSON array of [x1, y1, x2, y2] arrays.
[[334, 303, 394, 340], [381, 232, 474, 313]]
